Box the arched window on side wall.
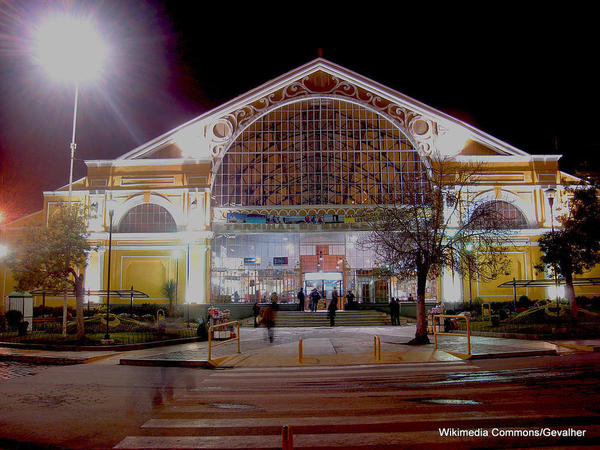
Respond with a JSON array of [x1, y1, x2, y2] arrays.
[[118, 203, 177, 233], [471, 200, 528, 229]]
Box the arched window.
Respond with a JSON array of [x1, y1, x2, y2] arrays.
[[212, 98, 428, 207], [118, 203, 177, 233], [471, 200, 528, 229]]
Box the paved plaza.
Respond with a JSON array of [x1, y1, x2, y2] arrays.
[[2, 324, 594, 368]]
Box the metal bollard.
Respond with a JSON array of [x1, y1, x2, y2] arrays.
[[374, 335, 381, 361], [282, 424, 294, 449]]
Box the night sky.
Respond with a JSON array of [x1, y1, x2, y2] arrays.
[[0, 1, 597, 221]]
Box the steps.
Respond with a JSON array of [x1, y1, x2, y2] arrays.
[[273, 310, 390, 327]]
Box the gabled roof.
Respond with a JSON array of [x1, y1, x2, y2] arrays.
[[113, 58, 548, 161]]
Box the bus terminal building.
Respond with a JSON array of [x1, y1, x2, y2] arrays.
[[2, 59, 597, 308]]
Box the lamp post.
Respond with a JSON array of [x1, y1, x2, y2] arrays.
[[546, 187, 556, 232], [34, 16, 107, 212], [0, 244, 8, 304], [34, 15, 108, 337], [545, 187, 560, 320], [1, 212, 8, 314], [464, 243, 474, 308], [104, 200, 115, 340]]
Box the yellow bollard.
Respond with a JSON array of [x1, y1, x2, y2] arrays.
[[374, 335, 381, 361], [374, 335, 377, 358], [282, 425, 293, 450]]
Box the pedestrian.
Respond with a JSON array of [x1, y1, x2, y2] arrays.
[[328, 295, 337, 326], [332, 288, 339, 310], [297, 288, 305, 311], [390, 298, 400, 325], [261, 298, 278, 343], [346, 290, 355, 310], [270, 291, 278, 303], [252, 302, 260, 328], [309, 288, 321, 312]]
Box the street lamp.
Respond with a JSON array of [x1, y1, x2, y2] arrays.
[[33, 15, 108, 212], [0, 214, 8, 313], [545, 187, 560, 319], [34, 16, 108, 337], [464, 243, 474, 308], [545, 187, 556, 232], [0, 244, 8, 303], [104, 199, 116, 340]]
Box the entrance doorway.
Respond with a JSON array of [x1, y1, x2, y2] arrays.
[[303, 272, 343, 309]]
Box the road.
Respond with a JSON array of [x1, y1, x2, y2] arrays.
[[0, 352, 599, 449]]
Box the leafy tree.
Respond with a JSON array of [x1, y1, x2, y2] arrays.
[[360, 156, 513, 344], [536, 187, 600, 319], [8, 204, 92, 339]]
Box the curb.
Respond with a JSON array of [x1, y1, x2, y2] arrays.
[[0, 336, 203, 352], [119, 358, 217, 369], [552, 342, 600, 352]]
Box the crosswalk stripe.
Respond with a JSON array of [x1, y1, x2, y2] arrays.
[[215, 361, 473, 375], [140, 410, 585, 429], [115, 427, 600, 450]]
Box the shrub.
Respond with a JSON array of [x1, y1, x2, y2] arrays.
[[517, 295, 531, 308], [5, 310, 23, 329]]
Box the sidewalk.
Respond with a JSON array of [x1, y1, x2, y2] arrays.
[[3, 324, 592, 368]]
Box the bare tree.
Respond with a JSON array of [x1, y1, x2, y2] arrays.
[[360, 155, 513, 344]]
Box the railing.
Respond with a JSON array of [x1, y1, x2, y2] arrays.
[[433, 314, 472, 356], [207, 320, 240, 361]]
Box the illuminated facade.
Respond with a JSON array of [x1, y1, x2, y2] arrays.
[[2, 59, 597, 307]]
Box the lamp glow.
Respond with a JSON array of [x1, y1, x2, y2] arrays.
[[33, 16, 108, 83]]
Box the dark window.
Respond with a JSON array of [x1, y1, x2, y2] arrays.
[[118, 203, 177, 233], [471, 200, 528, 229]]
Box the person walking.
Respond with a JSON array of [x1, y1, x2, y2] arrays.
[[328, 295, 337, 326], [261, 298, 278, 343], [297, 288, 305, 311], [332, 288, 339, 310], [252, 302, 260, 328]]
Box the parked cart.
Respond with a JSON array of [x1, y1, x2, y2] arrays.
[[207, 307, 234, 340]]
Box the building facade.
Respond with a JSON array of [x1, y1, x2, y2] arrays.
[[1, 59, 597, 308]]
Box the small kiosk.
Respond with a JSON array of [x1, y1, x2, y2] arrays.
[[7, 291, 33, 331]]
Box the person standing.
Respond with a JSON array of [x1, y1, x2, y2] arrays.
[[309, 288, 321, 312], [328, 295, 337, 326], [297, 288, 305, 312], [346, 290, 355, 310], [390, 298, 400, 325]]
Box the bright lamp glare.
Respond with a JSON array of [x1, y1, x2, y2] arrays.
[[34, 16, 107, 83]]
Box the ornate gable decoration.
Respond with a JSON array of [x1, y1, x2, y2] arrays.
[[120, 59, 528, 162], [207, 67, 440, 162]]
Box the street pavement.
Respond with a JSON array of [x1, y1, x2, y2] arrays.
[[1, 324, 600, 449], [2, 324, 597, 368]]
